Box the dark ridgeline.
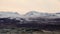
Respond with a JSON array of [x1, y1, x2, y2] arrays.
[[0, 17, 60, 31], [0, 18, 20, 29]]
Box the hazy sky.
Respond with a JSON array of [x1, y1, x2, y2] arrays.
[[0, 0, 60, 14]]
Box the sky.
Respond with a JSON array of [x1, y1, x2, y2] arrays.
[[0, 0, 60, 14]]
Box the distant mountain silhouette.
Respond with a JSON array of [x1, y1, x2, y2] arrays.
[[25, 11, 40, 16], [0, 12, 20, 18], [25, 11, 57, 17]]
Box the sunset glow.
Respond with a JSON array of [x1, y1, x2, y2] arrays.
[[0, 0, 60, 14]]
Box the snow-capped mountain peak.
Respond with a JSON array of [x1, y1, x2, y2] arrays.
[[0, 12, 20, 18], [25, 11, 43, 16], [24, 11, 58, 18]]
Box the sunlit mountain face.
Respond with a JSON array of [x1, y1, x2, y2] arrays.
[[0, 11, 60, 31]]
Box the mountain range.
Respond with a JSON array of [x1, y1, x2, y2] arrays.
[[0, 11, 60, 31], [0, 11, 60, 18], [25, 11, 59, 17]]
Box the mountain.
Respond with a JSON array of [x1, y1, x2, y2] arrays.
[[25, 11, 56, 17], [0, 12, 20, 18], [25, 11, 40, 16], [0, 11, 60, 31]]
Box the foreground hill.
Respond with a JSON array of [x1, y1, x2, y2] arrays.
[[0, 17, 60, 31]]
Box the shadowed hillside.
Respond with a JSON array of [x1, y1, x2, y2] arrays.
[[0, 12, 60, 34], [0, 17, 60, 31]]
